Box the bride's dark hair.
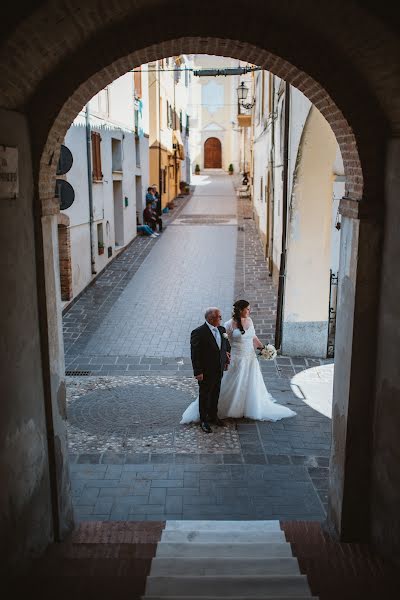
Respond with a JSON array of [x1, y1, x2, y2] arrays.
[[232, 300, 250, 334]]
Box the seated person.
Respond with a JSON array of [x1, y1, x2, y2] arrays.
[[143, 199, 163, 233], [137, 223, 158, 238], [145, 187, 156, 210]]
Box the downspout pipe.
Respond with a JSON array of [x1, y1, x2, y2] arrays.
[[275, 82, 290, 350], [85, 104, 97, 274]]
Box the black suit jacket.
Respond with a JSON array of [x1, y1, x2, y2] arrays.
[[190, 323, 231, 378]]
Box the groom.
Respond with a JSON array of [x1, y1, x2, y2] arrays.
[[191, 307, 231, 433]]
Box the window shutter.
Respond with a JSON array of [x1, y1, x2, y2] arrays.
[[134, 66, 142, 98], [91, 131, 103, 181]]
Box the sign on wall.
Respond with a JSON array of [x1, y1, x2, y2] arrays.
[[0, 146, 18, 199]]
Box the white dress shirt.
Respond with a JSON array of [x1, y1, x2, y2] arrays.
[[205, 321, 221, 349]]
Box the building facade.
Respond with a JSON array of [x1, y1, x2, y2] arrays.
[[247, 71, 344, 357], [59, 70, 149, 305], [188, 55, 243, 175], [148, 55, 193, 210]]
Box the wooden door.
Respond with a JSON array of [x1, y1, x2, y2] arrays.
[[204, 137, 222, 168]]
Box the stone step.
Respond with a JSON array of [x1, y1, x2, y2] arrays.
[[150, 557, 301, 577], [164, 520, 282, 532], [156, 543, 293, 559], [144, 597, 316, 600], [160, 531, 286, 544], [145, 575, 311, 597]]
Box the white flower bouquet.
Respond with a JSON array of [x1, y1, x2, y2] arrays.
[[222, 332, 229, 339], [257, 344, 277, 360]]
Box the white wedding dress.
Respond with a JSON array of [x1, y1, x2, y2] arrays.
[[180, 318, 297, 423]]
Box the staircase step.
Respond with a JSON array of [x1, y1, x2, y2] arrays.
[[165, 521, 282, 532], [144, 597, 316, 600], [156, 543, 292, 559], [145, 575, 310, 597], [150, 557, 300, 576], [160, 531, 286, 544]]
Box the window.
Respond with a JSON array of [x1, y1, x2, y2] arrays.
[[185, 67, 189, 87], [256, 73, 261, 126], [179, 110, 183, 132], [135, 136, 140, 167], [268, 73, 274, 114], [134, 107, 139, 135], [134, 66, 142, 98], [98, 88, 109, 115], [261, 71, 265, 118], [97, 222, 104, 255], [91, 131, 103, 181], [167, 101, 174, 129], [159, 95, 164, 128], [260, 176, 264, 203], [186, 114, 190, 135], [111, 137, 122, 172]]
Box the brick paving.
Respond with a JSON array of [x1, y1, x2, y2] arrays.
[[64, 172, 333, 523]]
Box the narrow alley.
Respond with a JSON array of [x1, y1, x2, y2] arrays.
[[65, 172, 332, 523]]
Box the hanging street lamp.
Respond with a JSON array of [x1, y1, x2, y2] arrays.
[[236, 81, 255, 110]]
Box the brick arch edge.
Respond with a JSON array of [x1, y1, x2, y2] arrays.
[[37, 37, 363, 208]]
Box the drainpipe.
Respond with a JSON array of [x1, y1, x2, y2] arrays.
[[275, 82, 290, 350], [269, 76, 276, 277], [85, 104, 97, 274]]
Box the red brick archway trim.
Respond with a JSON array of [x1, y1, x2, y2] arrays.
[[37, 37, 363, 207]]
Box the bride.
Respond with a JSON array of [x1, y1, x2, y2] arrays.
[[181, 300, 297, 423]]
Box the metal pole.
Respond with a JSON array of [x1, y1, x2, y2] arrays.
[[275, 82, 290, 350], [85, 104, 96, 274], [157, 66, 162, 216]]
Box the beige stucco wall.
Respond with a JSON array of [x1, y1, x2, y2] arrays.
[[282, 106, 337, 357]]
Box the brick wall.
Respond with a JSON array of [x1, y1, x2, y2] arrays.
[[0, 1, 396, 213], [57, 224, 72, 302]]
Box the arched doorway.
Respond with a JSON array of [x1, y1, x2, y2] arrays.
[[204, 137, 222, 168], [0, 0, 399, 568]]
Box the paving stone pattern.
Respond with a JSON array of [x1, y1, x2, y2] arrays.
[[71, 462, 325, 522], [64, 173, 332, 522]]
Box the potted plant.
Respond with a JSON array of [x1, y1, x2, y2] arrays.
[[195, 164, 200, 174], [184, 184, 190, 195], [98, 241, 105, 255], [228, 163, 234, 175]]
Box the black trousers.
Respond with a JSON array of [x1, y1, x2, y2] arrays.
[[198, 373, 222, 422]]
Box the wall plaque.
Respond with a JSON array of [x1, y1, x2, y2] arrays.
[[0, 146, 18, 199]]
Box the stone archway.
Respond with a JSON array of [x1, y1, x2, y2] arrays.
[[204, 137, 222, 169], [0, 0, 399, 568]]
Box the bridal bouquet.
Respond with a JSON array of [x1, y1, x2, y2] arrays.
[[257, 344, 277, 360]]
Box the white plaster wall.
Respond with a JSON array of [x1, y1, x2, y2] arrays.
[[63, 72, 138, 302], [252, 130, 269, 236], [273, 84, 311, 275], [331, 145, 345, 275], [108, 72, 135, 127]]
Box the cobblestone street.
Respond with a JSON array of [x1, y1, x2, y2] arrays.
[[64, 172, 333, 523]]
